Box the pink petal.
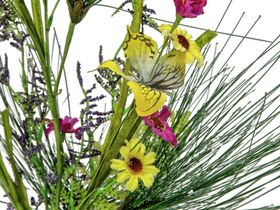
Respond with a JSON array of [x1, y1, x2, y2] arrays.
[[159, 126, 177, 146], [142, 116, 154, 127], [70, 118, 79, 127], [173, 0, 207, 18], [44, 123, 54, 137], [158, 105, 171, 121]]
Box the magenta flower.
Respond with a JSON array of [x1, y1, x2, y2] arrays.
[[142, 106, 177, 146], [58, 116, 79, 133], [44, 116, 82, 139], [44, 119, 55, 137], [173, 0, 207, 18]]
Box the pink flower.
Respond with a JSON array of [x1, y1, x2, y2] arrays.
[[58, 116, 79, 133], [44, 116, 82, 139], [142, 106, 177, 146], [173, 0, 207, 18], [44, 119, 55, 137]]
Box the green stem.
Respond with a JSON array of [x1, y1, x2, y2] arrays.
[[54, 22, 76, 96], [10, 0, 45, 62], [77, 108, 141, 209], [77, 0, 145, 206], [0, 154, 24, 210], [42, 1, 63, 208], [31, 0, 44, 43], [2, 110, 31, 210], [156, 15, 183, 63]]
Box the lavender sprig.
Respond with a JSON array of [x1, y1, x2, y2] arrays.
[[0, 54, 9, 85]]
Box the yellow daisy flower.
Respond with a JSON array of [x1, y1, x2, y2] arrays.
[[159, 24, 204, 66], [111, 138, 159, 192]]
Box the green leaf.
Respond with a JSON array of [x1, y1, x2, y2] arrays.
[[195, 29, 217, 48]]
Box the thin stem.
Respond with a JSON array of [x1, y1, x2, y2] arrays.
[[42, 1, 63, 208], [54, 22, 76, 96]]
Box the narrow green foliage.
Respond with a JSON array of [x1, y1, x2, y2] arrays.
[[31, 0, 44, 43], [1, 109, 30, 210]]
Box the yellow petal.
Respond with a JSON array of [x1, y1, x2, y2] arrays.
[[131, 143, 146, 159], [119, 146, 130, 160], [127, 81, 167, 117], [126, 176, 139, 192], [111, 159, 127, 171], [139, 174, 154, 188], [127, 138, 140, 149], [188, 44, 204, 66], [142, 152, 156, 165], [123, 27, 158, 81], [117, 171, 130, 183], [99, 60, 133, 80], [142, 165, 160, 176], [158, 24, 172, 37], [184, 53, 195, 64]]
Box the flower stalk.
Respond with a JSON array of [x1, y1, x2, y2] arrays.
[[83, 0, 145, 194], [156, 15, 183, 63], [1, 110, 31, 210], [54, 22, 76, 96]]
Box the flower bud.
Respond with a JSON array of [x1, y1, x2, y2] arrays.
[[67, 0, 101, 24], [173, 0, 207, 18]]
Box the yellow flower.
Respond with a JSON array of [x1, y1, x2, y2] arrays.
[[159, 24, 204, 66], [111, 138, 159, 192], [98, 27, 187, 116]]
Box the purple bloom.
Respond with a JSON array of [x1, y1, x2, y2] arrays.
[[44, 116, 81, 139], [59, 116, 79, 133], [142, 106, 177, 146], [173, 0, 207, 18], [44, 119, 54, 137]]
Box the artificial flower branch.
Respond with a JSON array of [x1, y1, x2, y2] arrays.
[[7, 0, 64, 208], [82, 0, 145, 200]]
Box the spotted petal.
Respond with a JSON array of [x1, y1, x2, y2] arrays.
[[123, 27, 158, 82], [128, 81, 167, 117]]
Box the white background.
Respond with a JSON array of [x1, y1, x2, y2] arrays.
[[1, 0, 280, 209]]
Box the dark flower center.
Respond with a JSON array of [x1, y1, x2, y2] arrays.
[[149, 116, 166, 132], [128, 157, 143, 173], [178, 35, 190, 50]]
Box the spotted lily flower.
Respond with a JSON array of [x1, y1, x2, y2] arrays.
[[173, 0, 207, 18], [111, 138, 159, 192], [142, 105, 177, 146], [159, 24, 203, 66], [99, 27, 190, 116]]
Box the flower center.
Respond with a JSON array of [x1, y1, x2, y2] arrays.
[[128, 157, 143, 173], [178, 35, 189, 50], [182, 0, 187, 5], [149, 116, 166, 132]]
